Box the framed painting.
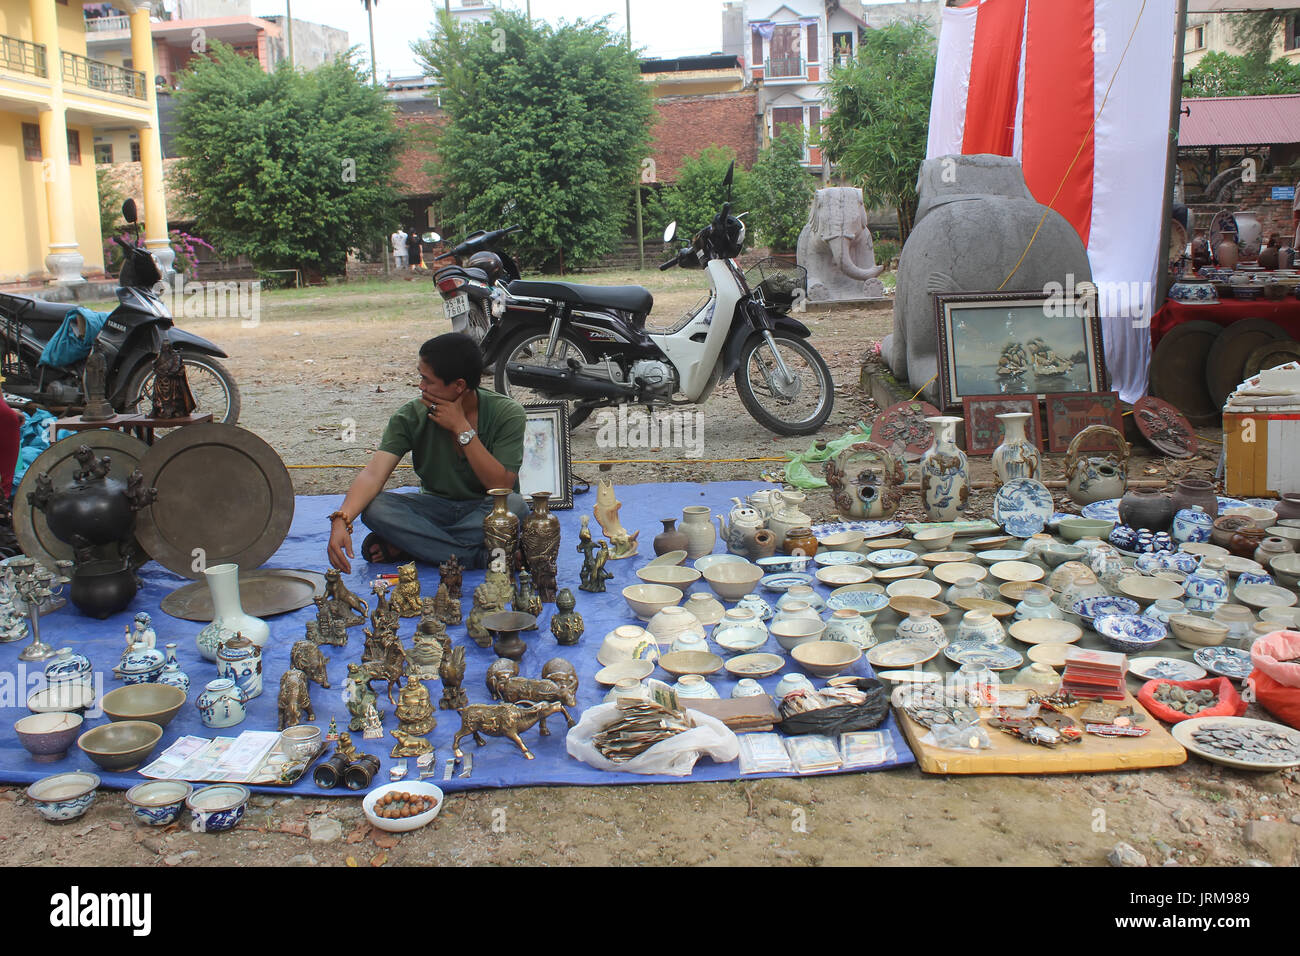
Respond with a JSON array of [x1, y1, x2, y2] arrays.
[[519, 403, 573, 509], [934, 290, 1106, 412], [1044, 391, 1124, 453], [960, 395, 1043, 456]]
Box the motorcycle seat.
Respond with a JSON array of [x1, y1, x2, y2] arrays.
[[507, 280, 652, 317], [464, 268, 490, 282], [5, 295, 74, 330]]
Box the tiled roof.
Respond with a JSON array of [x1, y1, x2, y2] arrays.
[[1181, 95, 1300, 147]]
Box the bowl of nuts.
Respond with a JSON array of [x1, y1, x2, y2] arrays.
[[363, 781, 445, 833]]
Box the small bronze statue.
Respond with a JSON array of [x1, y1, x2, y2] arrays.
[[492, 670, 577, 736], [81, 346, 114, 421], [277, 668, 315, 730], [439, 554, 464, 602], [344, 662, 387, 731], [310, 597, 348, 647], [71, 446, 111, 483], [406, 604, 449, 680], [466, 566, 513, 646], [391, 678, 435, 758], [370, 579, 396, 629], [289, 639, 330, 688], [325, 716, 340, 741], [324, 569, 367, 626], [513, 571, 542, 627], [150, 340, 197, 419], [452, 701, 566, 760], [432, 581, 461, 627], [124, 470, 158, 512], [485, 658, 519, 700], [438, 643, 468, 711], [549, 588, 584, 645], [335, 731, 364, 764], [390, 728, 433, 758], [391, 562, 423, 618], [580, 540, 614, 593]]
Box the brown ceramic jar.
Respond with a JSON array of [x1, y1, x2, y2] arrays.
[[1228, 527, 1265, 559], [1211, 514, 1253, 550], [1171, 477, 1218, 519], [1119, 488, 1174, 532], [782, 526, 819, 557], [653, 518, 688, 556], [1274, 493, 1300, 521]]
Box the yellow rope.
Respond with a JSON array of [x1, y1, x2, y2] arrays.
[[910, 375, 937, 402], [286, 456, 790, 469]]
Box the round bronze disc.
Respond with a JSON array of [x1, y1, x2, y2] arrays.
[[1242, 339, 1300, 381], [874, 400, 942, 461], [1132, 396, 1198, 459], [134, 423, 294, 579], [161, 568, 326, 620], [13, 431, 150, 569], [1149, 320, 1224, 426], [1203, 317, 1287, 408]]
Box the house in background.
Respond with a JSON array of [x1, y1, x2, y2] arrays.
[[1, 0, 171, 287], [640, 53, 756, 185]]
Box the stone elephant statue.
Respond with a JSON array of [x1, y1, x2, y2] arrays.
[[797, 187, 886, 302], [886, 154, 1092, 403]]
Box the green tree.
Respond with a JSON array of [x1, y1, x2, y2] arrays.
[[741, 128, 814, 253], [172, 42, 401, 274], [1184, 50, 1300, 96], [821, 19, 936, 240], [646, 145, 748, 241], [415, 11, 653, 271], [1229, 9, 1300, 62]]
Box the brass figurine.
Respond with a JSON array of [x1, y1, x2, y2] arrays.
[[310, 596, 348, 647], [580, 539, 614, 593], [492, 670, 578, 735], [289, 639, 330, 688], [390, 728, 433, 758], [344, 662, 387, 730], [486, 658, 519, 700], [521, 491, 562, 601], [549, 589, 584, 645], [324, 569, 367, 626], [391, 562, 423, 618], [335, 731, 364, 764], [432, 581, 461, 627], [466, 566, 513, 647], [362, 704, 384, 740], [81, 346, 115, 421], [277, 668, 315, 730], [452, 701, 566, 760], [439, 554, 464, 602], [439, 643, 468, 711], [513, 570, 542, 628], [406, 605, 449, 680], [390, 679, 435, 757]]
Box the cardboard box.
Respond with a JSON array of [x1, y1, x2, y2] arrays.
[[1223, 411, 1300, 496]]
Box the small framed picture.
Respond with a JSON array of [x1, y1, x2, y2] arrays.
[[1043, 391, 1123, 453], [519, 403, 573, 509], [960, 395, 1043, 456], [934, 290, 1106, 412]]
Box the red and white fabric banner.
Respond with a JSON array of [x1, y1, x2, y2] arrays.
[[926, 0, 1177, 402]]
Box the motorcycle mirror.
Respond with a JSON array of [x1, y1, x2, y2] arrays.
[[424, 232, 440, 244], [723, 160, 734, 199], [122, 198, 138, 224], [663, 221, 677, 243]]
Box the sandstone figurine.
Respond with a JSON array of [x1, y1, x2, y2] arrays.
[[797, 186, 886, 302]]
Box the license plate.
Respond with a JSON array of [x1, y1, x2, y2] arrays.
[[444, 294, 469, 319]]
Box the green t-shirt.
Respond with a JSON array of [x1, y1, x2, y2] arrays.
[[377, 389, 527, 499]]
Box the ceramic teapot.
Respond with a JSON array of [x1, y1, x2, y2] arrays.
[[824, 440, 906, 519], [1064, 425, 1129, 506], [717, 499, 766, 556], [767, 491, 813, 545]]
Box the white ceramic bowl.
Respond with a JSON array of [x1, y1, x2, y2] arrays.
[[702, 562, 764, 601], [635, 564, 703, 589], [791, 640, 862, 678], [770, 618, 826, 651], [363, 781, 445, 833], [622, 584, 684, 621]]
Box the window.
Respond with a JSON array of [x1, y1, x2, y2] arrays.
[[752, 30, 763, 69], [833, 31, 854, 66], [772, 106, 803, 139], [1287, 15, 1300, 52], [807, 23, 818, 63], [130, 141, 141, 162], [1190, 26, 1206, 51], [67, 129, 81, 165], [768, 24, 802, 78], [22, 123, 42, 162], [94, 143, 114, 164]]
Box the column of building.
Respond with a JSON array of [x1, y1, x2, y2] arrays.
[[127, 0, 174, 274], [29, 0, 83, 284]]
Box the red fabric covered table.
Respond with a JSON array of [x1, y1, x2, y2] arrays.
[[1152, 297, 1300, 348]]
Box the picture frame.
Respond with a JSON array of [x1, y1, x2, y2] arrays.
[[1044, 391, 1124, 453], [934, 290, 1106, 412], [960, 395, 1043, 456], [519, 403, 573, 509]]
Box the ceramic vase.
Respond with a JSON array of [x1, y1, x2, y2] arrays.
[[196, 679, 246, 729], [920, 416, 969, 521], [215, 633, 263, 700], [991, 412, 1041, 485], [483, 488, 520, 570], [156, 643, 190, 695], [1217, 240, 1239, 269], [1170, 477, 1218, 519], [653, 518, 688, 556], [1064, 425, 1128, 506], [1183, 556, 1230, 614], [195, 564, 269, 662], [1119, 488, 1175, 532], [522, 492, 561, 602], [680, 506, 717, 559], [767, 492, 813, 545], [896, 610, 947, 648]]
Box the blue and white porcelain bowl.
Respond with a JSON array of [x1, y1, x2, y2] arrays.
[[754, 555, 812, 575], [1158, 550, 1200, 574], [1236, 570, 1275, 588], [736, 593, 774, 622], [866, 548, 917, 568], [813, 550, 868, 567], [825, 589, 890, 618], [1108, 525, 1138, 551], [125, 780, 193, 827], [187, 784, 250, 833], [1172, 507, 1214, 545], [1143, 599, 1186, 627], [1168, 279, 1218, 304], [26, 771, 99, 823], [1072, 595, 1141, 625], [1094, 613, 1167, 653]]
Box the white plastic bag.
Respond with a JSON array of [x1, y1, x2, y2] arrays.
[[565, 703, 740, 775]]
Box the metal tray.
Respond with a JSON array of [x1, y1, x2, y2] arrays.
[[161, 568, 326, 621]]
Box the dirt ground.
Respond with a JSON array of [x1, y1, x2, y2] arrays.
[[5, 271, 1299, 868]]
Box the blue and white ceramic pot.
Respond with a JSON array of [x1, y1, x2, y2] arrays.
[[1183, 556, 1231, 614], [196, 679, 247, 729], [215, 633, 262, 700], [896, 611, 948, 648], [1172, 506, 1213, 545], [920, 416, 969, 521], [187, 785, 250, 833], [44, 647, 92, 688], [112, 642, 165, 685]]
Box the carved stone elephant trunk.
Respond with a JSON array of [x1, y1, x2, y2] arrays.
[[797, 186, 887, 302]]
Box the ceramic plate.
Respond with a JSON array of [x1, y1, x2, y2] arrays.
[[1127, 656, 1207, 682], [724, 653, 785, 678], [919, 550, 969, 566], [855, 520, 907, 539], [1193, 646, 1254, 680], [903, 520, 1000, 538], [1172, 715, 1300, 772], [943, 641, 1024, 670], [967, 535, 1016, 551], [1179, 542, 1230, 559], [885, 579, 943, 600], [873, 566, 929, 582], [647, 550, 688, 567], [867, 639, 941, 669], [954, 597, 1017, 618], [760, 572, 816, 593], [594, 661, 656, 686], [974, 550, 1029, 565], [1080, 499, 1122, 522], [993, 479, 1054, 538], [815, 565, 873, 587], [1235, 583, 1297, 611], [1026, 643, 1073, 667], [889, 596, 952, 618], [932, 562, 988, 585], [814, 550, 868, 567], [989, 561, 1044, 583], [657, 650, 724, 677], [826, 589, 891, 615], [1007, 619, 1083, 645], [1222, 556, 1265, 576], [876, 670, 941, 684], [866, 548, 917, 568]]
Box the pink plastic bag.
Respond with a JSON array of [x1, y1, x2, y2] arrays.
[[1250, 630, 1300, 688]]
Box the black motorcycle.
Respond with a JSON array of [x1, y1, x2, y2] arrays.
[[0, 200, 239, 424], [427, 224, 525, 346]]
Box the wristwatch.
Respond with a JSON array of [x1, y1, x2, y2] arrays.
[[457, 428, 476, 446]]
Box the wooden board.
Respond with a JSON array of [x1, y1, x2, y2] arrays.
[[895, 690, 1187, 775], [1043, 391, 1123, 453], [1223, 411, 1300, 496], [1204, 318, 1288, 409]]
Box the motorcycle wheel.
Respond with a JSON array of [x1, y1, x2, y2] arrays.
[[124, 353, 242, 426], [493, 327, 597, 429], [733, 330, 834, 436]]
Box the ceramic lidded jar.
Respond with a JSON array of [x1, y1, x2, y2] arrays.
[[44, 647, 92, 688], [156, 642, 191, 695], [1255, 536, 1292, 567], [955, 609, 1005, 644], [824, 608, 876, 649], [1170, 477, 1219, 519], [196, 679, 246, 729], [680, 506, 717, 559], [215, 633, 263, 700], [1183, 556, 1230, 614], [1172, 506, 1214, 545], [653, 519, 689, 557], [1064, 425, 1128, 506], [767, 492, 812, 545], [1119, 488, 1175, 532], [991, 412, 1041, 486], [896, 610, 948, 648], [1015, 586, 1063, 622], [113, 641, 165, 685], [195, 563, 270, 661], [782, 526, 819, 558], [919, 416, 969, 521]]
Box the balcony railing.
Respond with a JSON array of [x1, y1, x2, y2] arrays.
[[84, 15, 132, 34], [61, 51, 145, 100], [0, 34, 48, 78], [765, 56, 804, 79]]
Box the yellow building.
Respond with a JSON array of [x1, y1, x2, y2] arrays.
[[0, 0, 170, 287]]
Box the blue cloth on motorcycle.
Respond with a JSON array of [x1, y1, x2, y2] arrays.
[[37, 307, 110, 368], [12, 409, 70, 486]]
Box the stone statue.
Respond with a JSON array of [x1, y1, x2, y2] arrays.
[[887, 154, 1092, 403], [797, 187, 886, 302]]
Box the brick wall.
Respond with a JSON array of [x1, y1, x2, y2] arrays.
[[651, 92, 759, 182], [1188, 170, 1299, 245]]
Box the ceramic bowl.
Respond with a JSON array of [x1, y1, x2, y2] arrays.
[[1007, 618, 1083, 645], [1072, 595, 1141, 625], [279, 724, 323, 762], [648, 549, 688, 567], [816, 530, 866, 552], [1039, 543, 1087, 569], [636, 564, 702, 589], [813, 550, 869, 568], [826, 585, 890, 618], [683, 592, 725, 626], [101, 683, 187, 728], [1167, 613, 1230, 650], [596, 625, 659, 667], [725, 652, 786, 679], [912, 528, 955, 551], [791, 641, 862, 678], [1117, 576, 1185, 607], [14, 711, 84, 763], [918, 550, 969, 567], [187, 784, 251, 833], [754, 554, 812, 575], [701, 563, 764, 601], [1266, 525, 1300, 549], [656, 650, 724, 677], [622, 583, 684, 620], [815, 565, 873, 587], [713, 626, 768, 654], [693, 553, 749, 574], [889, 595, 951, 618], [26, 771, 99, 823], [1094, 614, 1167, 653], [1234, 582, 1298, 612], [77, 720, 164, 773], [975, 549, 1031, 566], [1268, 552, 1300, 590], [26, 683, 96, 715], [1222, 507, 1278, 531], [1058, 518, 1116, 542], [594, 660, 655, 686], [1260, 605, 1300, 628], [866, 548, 918, 568], [362, 781, 444, 833], [885, 579, 943, 600], [968, 535, 1016, 551], [989, 560, 1044, 583], [124, 780, 193, 827], [933, 562, 988, 585], [769, 618, 827, 652]]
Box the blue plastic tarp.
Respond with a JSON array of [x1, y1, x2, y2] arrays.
[[37, 307, 110, 368]]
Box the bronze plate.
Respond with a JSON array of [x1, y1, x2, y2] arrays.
[[160, 568, 326, 621], [1204, 317, 1287, 409], [134, 424, 294, 579], [13, 431, 150, 569], [874, 400, 942, 461], [1243, 339, 1300, 381], [1149, 320, 1223, 426]]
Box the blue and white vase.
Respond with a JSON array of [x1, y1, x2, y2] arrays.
[[156, 643, 190, 695], [196, 679, 246, 729], [1183, 556, 1230, 614], [920, 416, 969, 521], [1172, 506, 1213, 545], [991, 412, 1041, 485], [215, 634, 263, 700]]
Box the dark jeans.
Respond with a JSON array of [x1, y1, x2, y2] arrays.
[[361, 491, 527, 567]]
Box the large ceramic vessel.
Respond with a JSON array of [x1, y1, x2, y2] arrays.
[[919, 416, 969, 521], [680, 506, 717, 558], [1064, 426, 1128, 505], [1119, 488, 1174, 532], [653, 518, 688, 556], [825, 440, 906, 519], [195, 563, 269, 661], [1170, 477, 1218, 519], [991, 412, 1041, 485]]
